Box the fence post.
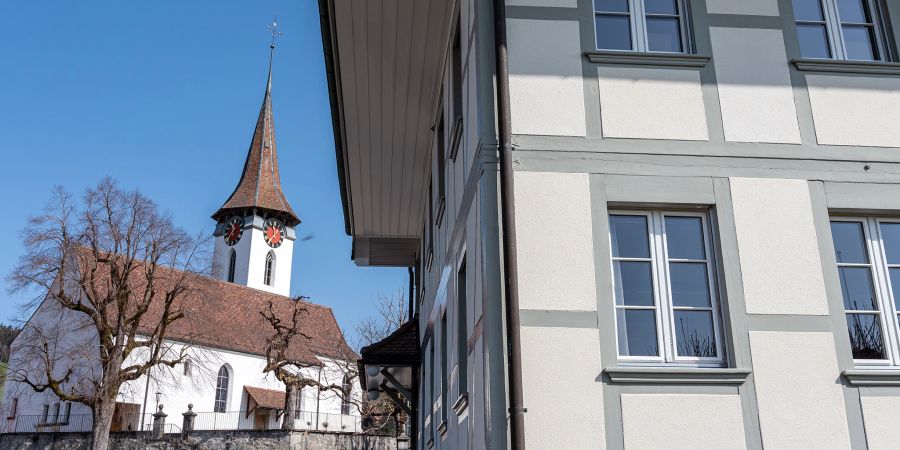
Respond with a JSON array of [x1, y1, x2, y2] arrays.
[[181, 404, 196, 440], [152, 404, 167, 439]]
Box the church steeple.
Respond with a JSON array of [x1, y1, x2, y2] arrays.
[[212, 21, 297, 297], [212, 38, 299, 227]]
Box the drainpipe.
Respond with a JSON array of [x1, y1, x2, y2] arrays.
[[408, 266, 415, 321], [493, 0, 526, 448]]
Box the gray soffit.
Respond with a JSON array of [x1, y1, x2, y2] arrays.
[[604, 367, 752, 385], [353, 236, 420, 267], [792, 58, 900, 75], [318, 0, 454, 261]]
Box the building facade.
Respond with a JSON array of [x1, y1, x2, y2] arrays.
[[320, 0, 900, 448]]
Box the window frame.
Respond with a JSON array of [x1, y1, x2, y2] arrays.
[[831, 216, 900, 367], [227, 249, 237, 283], [793, 0, 890, 61], [264, 251, 275, 287], [455, 249, 468, 398], [609, 209, 726, 368], [593, 0, 693, 54], [214, 365, 230, 413]]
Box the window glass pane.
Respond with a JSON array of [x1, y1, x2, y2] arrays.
[[596, 15, 633, 50], [838, 267, 878, 310], [616, 309, 659, 356], [665, 216, 705, 259], [645, 0, 678, 15], [793, 0, 825, 21], [831, 221, 869, 264], [610, 215, 650, 258], [880, 223, 900, 264], [797, 24, 832, 58], [669, 262, 711, 307], [674, 310, 717, 357], [614, 261, 655, 306], [837, 0, 870, 23], [890, 268, 900, 311], [846, 313, 886, 359], [595, 0, 629, 12], [842, 26, 876, 60], [647, 18, 683, 52]]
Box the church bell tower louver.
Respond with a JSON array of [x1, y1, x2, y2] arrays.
[[212, 25, 298, 297]]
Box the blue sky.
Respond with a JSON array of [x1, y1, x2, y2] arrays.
[[0, 2, 407, 341]]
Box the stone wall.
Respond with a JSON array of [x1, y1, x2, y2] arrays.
[[0, 430, 405, 450]]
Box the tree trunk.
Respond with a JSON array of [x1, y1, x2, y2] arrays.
[[91, 396, 116, 450], [282, 383, 298, 430]]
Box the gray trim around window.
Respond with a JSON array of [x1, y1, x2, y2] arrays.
[[604, 367, 751, 384], [585, 50, 711, 67], [792, 57, 900, 74]]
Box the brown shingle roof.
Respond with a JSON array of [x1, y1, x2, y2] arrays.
[[212, 66, 299, 226], [245, 386, 286, 410]]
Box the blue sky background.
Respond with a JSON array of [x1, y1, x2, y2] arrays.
[[0, 1, 408, 342]]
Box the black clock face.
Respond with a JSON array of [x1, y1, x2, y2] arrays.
[[223, 216, 244, 246], [264, 218, 285, 248]]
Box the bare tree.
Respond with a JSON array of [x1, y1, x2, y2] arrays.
[[353, 289, 410, 436], [6, 178, 209, 450], [260, 296, 368, 432]]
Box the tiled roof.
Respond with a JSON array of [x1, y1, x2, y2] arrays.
[[213, 65, 299, 226], [359, 320, 419, 366], [245, 386, 286, 410]]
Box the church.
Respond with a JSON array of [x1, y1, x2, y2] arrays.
[[0, 50, 361, 434]]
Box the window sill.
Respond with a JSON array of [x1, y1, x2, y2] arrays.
[[843, 369, 900, 386], [792, 58, 900, 75], [585, 51, 711, 68], [452, 393, 468, 415], [437, 420, 448, 437], [604, 367, 751, 385]]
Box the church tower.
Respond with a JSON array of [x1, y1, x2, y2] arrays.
[[212, 41, 298, 297]]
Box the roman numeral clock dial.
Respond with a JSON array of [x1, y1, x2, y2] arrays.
[[223, 216, 244, 246], [264, 218, 285, 248]]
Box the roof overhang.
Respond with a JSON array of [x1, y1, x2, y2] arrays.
[[358, 320, 420, 408], [318, 0, 454, 266]]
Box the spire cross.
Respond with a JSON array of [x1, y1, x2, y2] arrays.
[[267, 14, 283, 49]]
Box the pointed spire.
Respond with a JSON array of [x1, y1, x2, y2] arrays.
[[213, 24, 299, 226]]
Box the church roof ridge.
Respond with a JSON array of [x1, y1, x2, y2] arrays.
[[213, 44, 300, 226]]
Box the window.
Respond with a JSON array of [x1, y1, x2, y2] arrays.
[[295, 387, 305, 413], [594, 0, 691, 53], [340, 375, 352, 415], [456, 254, 468, 397], [183, 358, 192, 377], [7, 398, 17, 419], [61, 403, 70, 423], [214, 365, 230, 412], [227, 249, 236, 283], [792, 0, 888, 60], [830, 217, 900, 365], [426, 182, 434, 268], [440, 312, 448, 423], [435, 114, 446, 224], [609, 211, 724, 365], [50, 403, 59, 423], [450, 17, 464, 160], [264, 251, 275, 287], [41, 405, 49, 424]]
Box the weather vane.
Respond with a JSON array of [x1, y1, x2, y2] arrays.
[[267, 14, 283, 49]]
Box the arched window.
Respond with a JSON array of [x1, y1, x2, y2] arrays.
[[227, 249, 236, 283], [183, 358, 193, 377], [340, 375, 352, 415], [264, 251, 275, 286], [214, 365, 230, 412]]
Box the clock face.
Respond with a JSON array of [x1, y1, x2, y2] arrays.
[[264, 218, 285, 248], [223, 216, 244, 246]]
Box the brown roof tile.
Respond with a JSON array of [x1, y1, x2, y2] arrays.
[[245, 386, 286, 410]]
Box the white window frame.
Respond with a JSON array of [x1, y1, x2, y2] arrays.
[[795, 0, 889, 61], [831, 216, 900, 367], [609, 210, 726, 367], [593, 0, 692, 54]]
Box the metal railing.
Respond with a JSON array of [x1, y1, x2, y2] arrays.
[[3, 410, 362, 434]]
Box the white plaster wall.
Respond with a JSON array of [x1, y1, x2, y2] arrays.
[[705, 0, 780, 16], [730, 177, 828, 315], [621, 394, 746, 449], [598, 67, 708, 141], [521, 327, 604, 449], [514, 171, 597, 311], [749, 331, 850, 449], [710, 28, 801, 144], [806, 75, 900, 147], [860, 396, 900, 449], [507, 19, 586, 137]]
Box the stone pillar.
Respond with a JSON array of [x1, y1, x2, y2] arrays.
[[182, 404, 196, 439], [152, 404, 167, 439]]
